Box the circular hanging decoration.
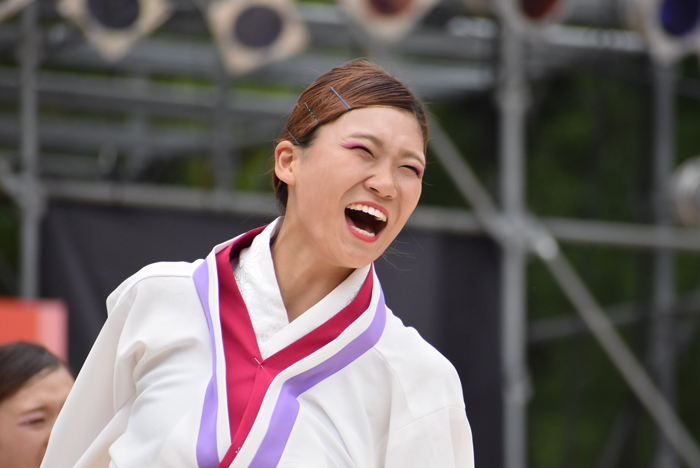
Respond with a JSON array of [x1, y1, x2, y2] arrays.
[[658, 0, 700, 37], [495, 0, 568, 36], [520, 0, 559, 20], [672, 156, 700, 227], [339, 0, 437, 41], [233, 5, 283, 48], [87, 0, 140, 29], [629, 0, 700, 63], [207, 0, 308, 74], [58, 0, 171, 61], [368, 0, 413, 16]]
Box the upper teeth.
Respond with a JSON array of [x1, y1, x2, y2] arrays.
[[347, 203, 387, 222]]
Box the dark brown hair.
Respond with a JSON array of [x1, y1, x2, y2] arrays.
[[0, 341, 65, 404], [273, 59, 428, 214]]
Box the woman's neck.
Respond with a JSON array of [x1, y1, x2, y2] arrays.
[[270, 219, 354, 322]]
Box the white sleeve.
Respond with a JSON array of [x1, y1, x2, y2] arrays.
[[384, 406, 474, 468], [41, 265, 212, 468]]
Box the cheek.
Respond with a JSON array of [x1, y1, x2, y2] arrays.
[[401, 180, 422, 209], [25, 426, 53, 463], [0, 424, 46, 463]]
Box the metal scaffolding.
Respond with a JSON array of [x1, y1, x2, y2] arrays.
[[1, 0, 700, 466], [651, 61, 679, 468], [498, 23, 529, 468]]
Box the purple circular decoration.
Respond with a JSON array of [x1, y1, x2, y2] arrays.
[[234, 6, 283, 48], [87, 0, 140, 29]]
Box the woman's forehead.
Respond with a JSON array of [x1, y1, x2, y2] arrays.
[[332, 107, 422, 139]]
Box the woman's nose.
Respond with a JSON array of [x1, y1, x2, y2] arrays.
[[366, 164, 397, 199]]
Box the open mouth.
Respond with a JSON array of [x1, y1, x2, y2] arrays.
[[345, 203, 388, 240]]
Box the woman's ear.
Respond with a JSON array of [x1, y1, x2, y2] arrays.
[[274, 140, 298, 186]]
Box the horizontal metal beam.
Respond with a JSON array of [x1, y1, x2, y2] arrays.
[[42, 47, 492, 100], [6, 176, 697, 252], [0, 115, 281, 157], [447, 16, 646, 55], [543, 217, 700, 252], [528, 287, 700, 343], [406, 205, 483, 234], [0, 69, 297, 121], [539, 24, 646, 54], [42, 179, 280, 217]]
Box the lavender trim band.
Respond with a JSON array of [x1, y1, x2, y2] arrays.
[[248, 288, 387, 468], [194, 260, 221, 468]]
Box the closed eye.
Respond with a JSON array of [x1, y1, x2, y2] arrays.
[[20, 417, 46, 427], [342, 142, 373, 157], [403, 165, 423, 177], [354, 145, 373, 157]]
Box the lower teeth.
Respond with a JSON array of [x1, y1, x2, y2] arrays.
[[352, 225, 375, 237]]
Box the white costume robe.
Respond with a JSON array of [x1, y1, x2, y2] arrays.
[[42, 222, 474, 468]]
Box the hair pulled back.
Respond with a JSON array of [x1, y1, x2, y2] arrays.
[[0, 341, 65, 404], [273, 60, 428, 214]]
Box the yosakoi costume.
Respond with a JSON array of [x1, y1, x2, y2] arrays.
[[42, 220, 474, 468]]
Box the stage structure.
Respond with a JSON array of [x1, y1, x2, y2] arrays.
[[2, 0, 700, 467]]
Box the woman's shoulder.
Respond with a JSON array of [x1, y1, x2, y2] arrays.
[[372, 308, 465, 412], [107, 260, 202, 315], [102, 259, 210, 353], [377, 309, 458, 376]]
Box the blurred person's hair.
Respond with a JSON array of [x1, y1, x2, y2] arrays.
[[273, 59, 428, 214], [0, 342, 66, 403]]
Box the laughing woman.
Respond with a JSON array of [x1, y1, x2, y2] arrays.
[[42, 60, 474, 468]]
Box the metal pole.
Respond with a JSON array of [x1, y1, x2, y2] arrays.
[[651, 61, 678, 468], [498, 23, 529, 468], [213, 63, 233, 190], [19, 2, 42, 299], [125, 72, 150, 180]]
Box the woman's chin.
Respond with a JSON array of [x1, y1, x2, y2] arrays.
[[337, 240, 388, 269]]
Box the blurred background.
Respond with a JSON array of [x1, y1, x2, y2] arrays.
[[2, 0, 700, 467]]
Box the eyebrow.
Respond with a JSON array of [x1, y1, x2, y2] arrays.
[[21, 404, 48, 414], [347, 133, 426, 166]]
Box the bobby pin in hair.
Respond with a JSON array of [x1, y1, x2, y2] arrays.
[[286, 129, 300, 145], [304, 103, 319, 123], [330, 86, 352, 110]]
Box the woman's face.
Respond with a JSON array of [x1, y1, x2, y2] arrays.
[[0, 366, 74, 468], [279, 106, 426, 269]]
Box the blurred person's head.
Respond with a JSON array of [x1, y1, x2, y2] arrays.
[[0, 342, 73, 468]]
